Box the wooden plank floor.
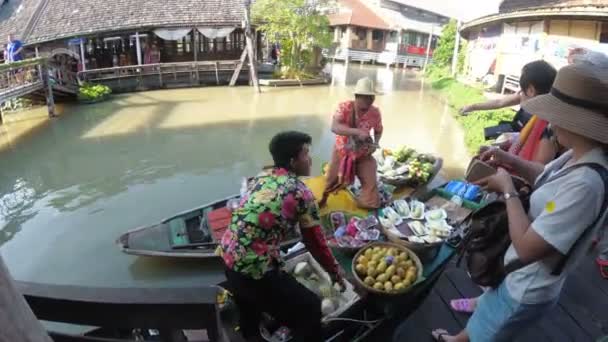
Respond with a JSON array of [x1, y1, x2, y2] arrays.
[[392, 248, 608, 342]]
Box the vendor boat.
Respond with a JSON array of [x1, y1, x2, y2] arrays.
[[117, 195, 300, 259]]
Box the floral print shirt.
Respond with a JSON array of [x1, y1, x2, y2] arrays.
[[334, 100, 383, 158], [220, 168, 321, 279]]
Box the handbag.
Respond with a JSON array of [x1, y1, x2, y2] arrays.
[[458, 162, 608, 288]]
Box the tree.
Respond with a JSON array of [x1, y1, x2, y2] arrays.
[[432, 19, 460, 68], [252, 0, 333, 74]]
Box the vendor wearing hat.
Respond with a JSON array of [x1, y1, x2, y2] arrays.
[[319, 77, 383, 209], [432, 63, 608, 341]]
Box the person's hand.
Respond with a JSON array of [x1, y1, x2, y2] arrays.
[[355, 129, 371, 141], [478, 146, 515, 168], [330, 269, 347, 293], [475, 167, 516, 194], [459, 105, 474, 115]]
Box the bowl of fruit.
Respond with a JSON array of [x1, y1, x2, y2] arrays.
[[351, 242, 423, 295]]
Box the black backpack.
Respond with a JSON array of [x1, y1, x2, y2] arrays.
[[458, 162, 608, 289]]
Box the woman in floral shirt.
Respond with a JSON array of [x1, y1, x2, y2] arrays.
[[221, 131, 343, 342]]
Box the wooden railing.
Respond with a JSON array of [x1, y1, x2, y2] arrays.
[[18, 280, 222, 342], [77, 60, 248, 87]]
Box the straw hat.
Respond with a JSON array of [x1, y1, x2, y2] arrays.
[[354, 77, 376, 96], [522, 63, 608, 144]]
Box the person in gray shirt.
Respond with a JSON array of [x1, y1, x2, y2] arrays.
[[433, 63, 608, 342]]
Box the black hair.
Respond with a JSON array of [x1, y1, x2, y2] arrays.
[[519, 60, 557, 95], [269, 131, 312, 169]]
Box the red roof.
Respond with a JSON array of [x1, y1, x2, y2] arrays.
[[328, 0, 391, 30]]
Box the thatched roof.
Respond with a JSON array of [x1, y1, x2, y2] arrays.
[[0, 0, 44, 44], [0, 0, 246, 46]]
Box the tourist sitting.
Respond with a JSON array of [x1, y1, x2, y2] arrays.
[[432, 63, 608, 342], [464, 61, 560, 165], [220, 131, 344, 342], [319, 77, 383, 209]]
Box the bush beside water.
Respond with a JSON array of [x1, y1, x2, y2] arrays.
[[78, 83, 111, 103], [425, 66, 515, 154]]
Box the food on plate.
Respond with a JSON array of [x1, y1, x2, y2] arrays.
[[425, 220, 452, 238], [354, 245, 418, 293], [355, 215, 379, 231], [382, 207, 403, 226], [393, 199, 410, 217], [294, 262, 311, 277], [376, 146, 437, 185], [409, 201, 425, 220], [408, 221, 427, 236], [321, 298, 335, 315], [330, 212, 347, 229], [425, 208, 447, 222]]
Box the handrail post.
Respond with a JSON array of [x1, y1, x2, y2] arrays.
[[41, 63, 56, 118], [0, 255, 53, 342]]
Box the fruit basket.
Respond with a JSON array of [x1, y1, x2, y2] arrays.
[[375, 146, 443, 187], [351, 242, 423, 296]]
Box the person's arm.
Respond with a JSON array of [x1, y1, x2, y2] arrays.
[[331, 103, 369, 140], [477, 169, 555, 263], [460, 93, 521, 114], [295, 188, 344, 287], [532, 137, 558, 165], [479, 147, 545, 185]]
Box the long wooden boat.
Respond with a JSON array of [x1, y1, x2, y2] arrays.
[[117, 195, 300, 259]]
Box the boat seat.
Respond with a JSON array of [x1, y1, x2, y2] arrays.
[[208, 207, 232, 241]]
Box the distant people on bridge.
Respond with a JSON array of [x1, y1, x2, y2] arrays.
[[144, 41, 161, 65], [6, 34, 23, 63], [319, 77, 383, 210]]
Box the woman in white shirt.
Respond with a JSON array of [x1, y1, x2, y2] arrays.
[[433, 63, 608, 341]]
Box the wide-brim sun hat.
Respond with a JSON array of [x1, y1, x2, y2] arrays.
[[354, 77, 376, 96], [522, 63, 608, 144]]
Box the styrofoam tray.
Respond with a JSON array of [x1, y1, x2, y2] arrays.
[[284, 252, 359, 323]]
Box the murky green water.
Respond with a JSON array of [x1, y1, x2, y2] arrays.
[[0, 64, 468, 287]]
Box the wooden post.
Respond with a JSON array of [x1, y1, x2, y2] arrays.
[[42, 64, 56, 118], [135, 32, 142, 65], [423, 24, 434, 72], [244, 0, 260, 93], [229, 48, 248, 86], [79, 39, 86, 71], [215, 62, 220, 85], [193, 29, 199, 62], [0, 255, 53, 342]]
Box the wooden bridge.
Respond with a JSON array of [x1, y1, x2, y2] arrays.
[[0, 58, 79, 123]]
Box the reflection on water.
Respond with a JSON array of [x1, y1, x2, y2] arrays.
[[0, 64, 469, 287]]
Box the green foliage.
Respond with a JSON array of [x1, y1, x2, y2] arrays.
[[252, 0, 332, 71], [425, 66, 515, 153], [431, 19, 461, 68], [273, 65, 315, 80], [78, 83, 111, 102]]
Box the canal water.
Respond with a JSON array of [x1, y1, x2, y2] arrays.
[[0, 64, 469, 287]]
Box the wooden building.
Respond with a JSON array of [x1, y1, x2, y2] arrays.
[[460, 0, 608, 89], [0, 0, 262, 92]]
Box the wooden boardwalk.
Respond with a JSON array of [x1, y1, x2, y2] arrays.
[[392, 247, 608, 342]]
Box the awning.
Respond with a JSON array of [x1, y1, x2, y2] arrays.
[[154, 28, 192, 41], [197, 27, 235, 39]]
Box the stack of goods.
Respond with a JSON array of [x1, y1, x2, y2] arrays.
[[326, 212, 381, 250], [375, 146, 437, 186], [352, 243, 421, 294], [287, 253, 358, 318], [379, 199, 454, 245], [442, 180, 485, 203]]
